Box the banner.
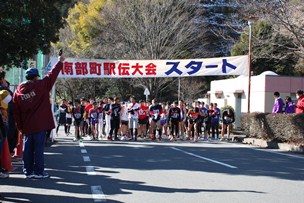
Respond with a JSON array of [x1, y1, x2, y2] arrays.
[[47, 55, 248, 78]]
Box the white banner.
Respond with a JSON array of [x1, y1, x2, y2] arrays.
[[47, 55, 248, 78]]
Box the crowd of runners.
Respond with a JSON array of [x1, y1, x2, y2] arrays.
[[54, 96, 236, 143]]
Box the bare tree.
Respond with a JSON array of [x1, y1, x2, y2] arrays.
[[230, 0, 304, 59], [179, 77, 207, 104], [92, 0, 208, 100]]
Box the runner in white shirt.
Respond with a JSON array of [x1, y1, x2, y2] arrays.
[[120, 102, 129, 140], [128, 96, 140, 141]]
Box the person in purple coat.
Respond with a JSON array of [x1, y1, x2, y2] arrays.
[[284, 96, 295, 114], [272, 92, 284, 113]]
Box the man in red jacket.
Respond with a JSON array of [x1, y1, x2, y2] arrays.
[[13, 55, 65, 179], [295, 89, 304, 114]]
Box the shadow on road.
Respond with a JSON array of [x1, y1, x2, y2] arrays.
[[2, 137, 303, 202]]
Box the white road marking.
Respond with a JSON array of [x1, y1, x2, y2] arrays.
[[171, 147, 238, 169], [86, 166, 96, 175], [79, 142, 85, 147], [91, 185, 107, 202], [81, 149, 87, 154], [252, 148, 304, 160], [83, 156, 91, 162]]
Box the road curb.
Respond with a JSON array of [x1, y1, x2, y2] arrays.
[[243, 138, 304, 153]]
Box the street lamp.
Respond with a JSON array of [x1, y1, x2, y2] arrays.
[[245, 16, 258, 113]]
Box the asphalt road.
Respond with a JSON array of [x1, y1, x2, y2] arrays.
[[1, 129, 304, 203]]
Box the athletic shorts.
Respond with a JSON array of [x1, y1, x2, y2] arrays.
[[189, 119, 199, 125], [129, 117, 138, 129], [121, 120, 128, 126], [91, 119, 98, 126], [74, 120, 83, 127], [66, 118, 72, 125], [138, 117, 148, 125]]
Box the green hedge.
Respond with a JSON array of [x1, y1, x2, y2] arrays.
[[241, 113, 304, 145]]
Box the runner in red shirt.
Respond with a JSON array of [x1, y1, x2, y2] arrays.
[[138, 100, 149, 139], [187, 107, 200, 142], [85, 99, 94, 136]]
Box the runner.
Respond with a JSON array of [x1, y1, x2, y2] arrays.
[[85, 99, 94, 136], [221, 108, 235, 141], [168, 101, 181, 141], [120, 102, 129, 140], [104, 97, 113, 140], [146, 100, 152, 137], [138, 100, 149, 139], [109, 97, 121, 141], [88, 101, 99, 140], [149, 99, 163, 141], [187, 105, 200, 142], [211, 103, 220, 140], [200, 102, 209, 141], [80, 98, 88, 137], [161, 102, 170, 138], [179, 100, 187, 140], [65, 101, 73, 136], [56, 99, 67, 136], [72, 99, 84, 142], [97, 100, 105, 140], [128, 96, 140, 141]]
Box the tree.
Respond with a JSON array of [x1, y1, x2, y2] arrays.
[[231, 21, 298, 75], [60, 0, 106, 57], [179, 77, 207, 104], [241, 0, 304, 59], [0, 0, 74, 67], [59, 0, 208, 101]]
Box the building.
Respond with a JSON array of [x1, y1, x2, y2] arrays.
[[207, 71, 304, 128]]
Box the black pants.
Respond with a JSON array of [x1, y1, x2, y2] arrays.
[[110, 118, 120, 139], [56, 123, 67, 134], [171, 121, 179, 137], [211, 122, 219, 138]]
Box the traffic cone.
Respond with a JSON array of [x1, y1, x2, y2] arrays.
[[0, 137, 13, 171], [14, 132, 23, 158]]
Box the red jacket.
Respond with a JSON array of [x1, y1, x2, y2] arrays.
[[13, 61, 63, 135], [295, 95, 304, 114]]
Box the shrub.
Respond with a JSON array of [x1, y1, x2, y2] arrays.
[[241, 113, 304, 145]]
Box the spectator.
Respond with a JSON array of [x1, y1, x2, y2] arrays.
[[0, 70, 18, 155], [0, 89, 12, 178], [285, 96, 295, 114], [272, 92, 284, 113], [13, 55, 65, 179], [294, 89, 304, 113]]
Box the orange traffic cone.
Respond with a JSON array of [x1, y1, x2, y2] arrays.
[[0, 137, 13, 171], [14, 132, 23, 158]]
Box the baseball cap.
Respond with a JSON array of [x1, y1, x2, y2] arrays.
[[26, 68, 40, 77]]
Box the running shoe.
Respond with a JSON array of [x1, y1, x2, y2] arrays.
[[34, 172, 49, 179], [25, 173, 35, 179], [0, 172, 9, 179]]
